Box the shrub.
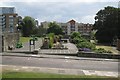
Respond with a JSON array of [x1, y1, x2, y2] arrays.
[[49, 37, 53, 48], [70, 32, 81, 39], [77, 41, 95, 50], [94, 48, 112, 53], [47, 33, 54, 48], [34, 37, 38, 41], [16, 42, 23, 48], [72, 37, 80, 44]]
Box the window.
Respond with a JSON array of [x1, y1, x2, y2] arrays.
[[9, 19, 14, 22], [10, 25, 14, 32], [70, 24, 75, 28], [2, 8, 14, 14]]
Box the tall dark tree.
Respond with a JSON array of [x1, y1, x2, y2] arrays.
[[22, 16, 36, 37], [94, 6, 120, 43], [35, 26, 47, 37], [47, 22, 63, 35]]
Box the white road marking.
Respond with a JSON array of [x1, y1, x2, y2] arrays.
[[83, 70, 118, 77], [65, 56, 70, 59], [14, 69, 19, 71], [22, 67, 29, 69], [83, 70, 96, 75], [31, 55, 38, 57], [104, 59, 110, 60]]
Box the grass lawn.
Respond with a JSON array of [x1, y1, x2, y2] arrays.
[[19, 37, 32, 43], [1, 71, 117, 80], [96, 45, 119, 54]]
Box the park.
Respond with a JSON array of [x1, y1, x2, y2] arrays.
[[0, 2, 120, 79]]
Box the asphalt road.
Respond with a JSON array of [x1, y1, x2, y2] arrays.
[[2, 56, 118, 72]]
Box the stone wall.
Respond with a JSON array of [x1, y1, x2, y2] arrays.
[[77, 51, 120, 59], [0, 35, 2, 52], [4, 33, 19, 51], [117, 39, 120, 51]]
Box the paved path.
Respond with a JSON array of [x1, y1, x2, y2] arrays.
[[63, 43, 78, 53], [39, 43, 78, 54], [13, 38, 42, 52], [11, 38, 78, 54]]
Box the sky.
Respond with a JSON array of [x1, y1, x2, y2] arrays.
[[0, 0, 119, 24]]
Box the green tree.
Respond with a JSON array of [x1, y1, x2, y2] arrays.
[[47, 22, 63, 35], [21, 16, 36, 37], [70, 32, 81, 39], [35, 26, 47, 37], [94, 6, 120, 43]]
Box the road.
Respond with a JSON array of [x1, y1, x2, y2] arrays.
[[2, 56, 118, 72]]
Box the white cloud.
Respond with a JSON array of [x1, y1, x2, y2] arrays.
[[0, 0, 119, 2], [0, 2, 7, 6], [0, 1, 118, 24], [80, 15, 95, 24]]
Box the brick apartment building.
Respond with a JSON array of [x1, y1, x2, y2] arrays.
[[0, 7, 19, 52], [41, 19, 93, 37]]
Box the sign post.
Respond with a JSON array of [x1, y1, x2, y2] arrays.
[[29, 39, 35, 51]]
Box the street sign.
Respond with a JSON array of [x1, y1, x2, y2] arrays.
[[29, 39, 35, 51], [30, 39, 35, 45]]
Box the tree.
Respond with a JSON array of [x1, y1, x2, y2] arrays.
[[47, 22, 63, 35], [35, 26, 47, 37], [93, 6, 120, 43], [21, 16, 36, 37], [70, 32, 81, 39]]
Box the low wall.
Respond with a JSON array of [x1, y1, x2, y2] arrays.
[[77, 51, 120, 59], [0, 35, 2, 52], [117, 39, 120, 51]]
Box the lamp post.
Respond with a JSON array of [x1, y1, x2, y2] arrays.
[[16, 24, 20, 43]]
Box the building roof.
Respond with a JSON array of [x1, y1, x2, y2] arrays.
[[67, 19, 76, 23]]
